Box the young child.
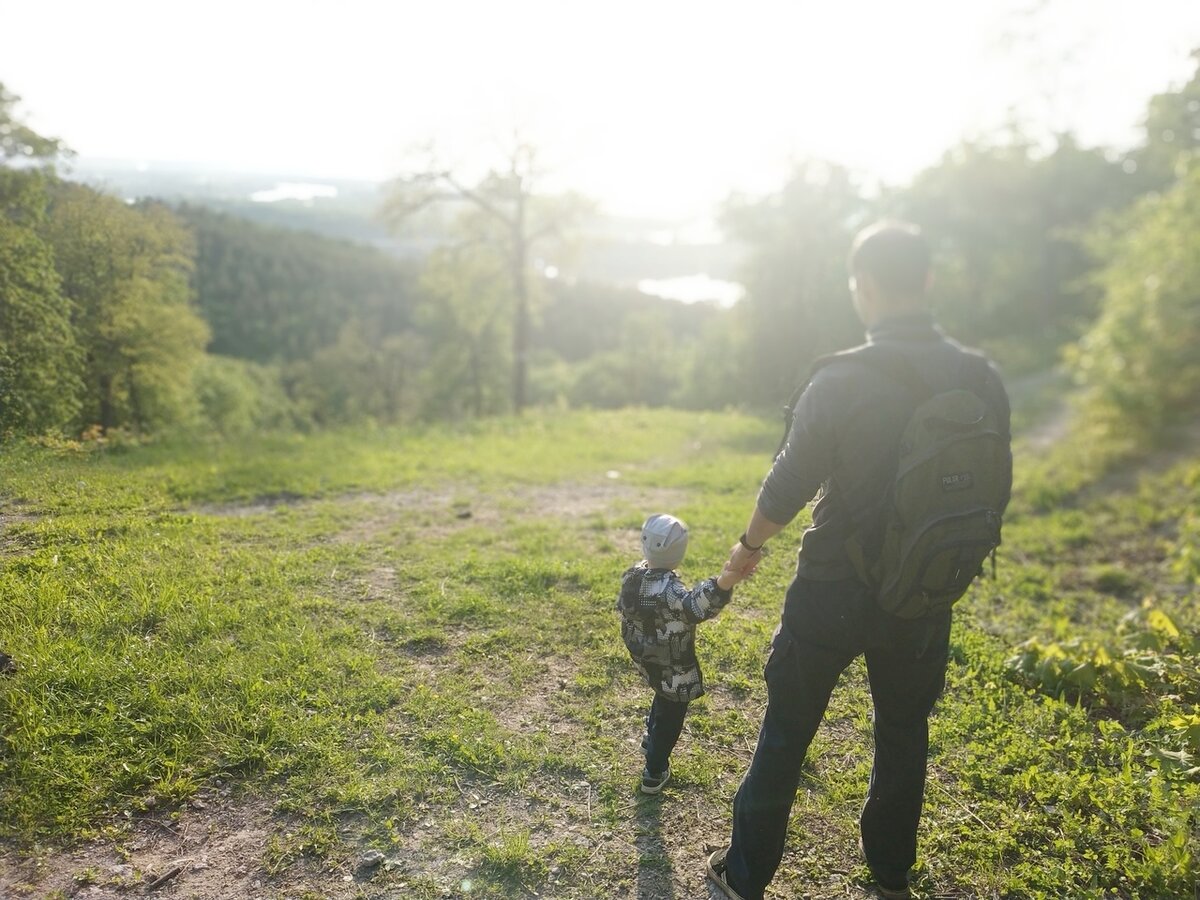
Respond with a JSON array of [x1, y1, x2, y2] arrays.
[[617, 513, 746, 794]]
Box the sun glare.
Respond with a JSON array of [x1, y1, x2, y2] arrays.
[[2, 0, 1199, 216]]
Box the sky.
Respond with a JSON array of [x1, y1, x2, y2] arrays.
[[3, 0, 1199, 218]]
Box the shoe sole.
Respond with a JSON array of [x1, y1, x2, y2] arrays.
[[859, 838, 910, 898], [640, 772, 670, 794], [705, 848, 746, 900]]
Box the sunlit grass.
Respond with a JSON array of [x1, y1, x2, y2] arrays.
[[0, 405, 1195, 897]]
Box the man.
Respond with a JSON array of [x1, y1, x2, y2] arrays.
[[706, 221, 1012, 900]]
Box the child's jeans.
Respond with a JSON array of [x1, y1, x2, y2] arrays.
[[644, 694, 688, 774]]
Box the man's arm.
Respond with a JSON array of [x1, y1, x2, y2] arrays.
[[726, 366, 844, 573], [727, 507, 786, 575]]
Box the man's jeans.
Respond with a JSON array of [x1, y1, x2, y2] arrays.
[[725, 576, 951, 899]]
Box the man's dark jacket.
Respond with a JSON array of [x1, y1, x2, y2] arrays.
[[758, 311, 1013, 583]]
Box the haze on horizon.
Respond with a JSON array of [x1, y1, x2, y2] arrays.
[[4, 0, 1200, 218]]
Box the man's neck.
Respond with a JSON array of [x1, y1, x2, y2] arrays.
[[871, 307, 930, 324], [866, 309, 937, 340]]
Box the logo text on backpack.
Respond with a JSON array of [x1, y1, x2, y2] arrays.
[[940, 472, 974, 491]]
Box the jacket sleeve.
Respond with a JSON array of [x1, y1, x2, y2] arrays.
[[662, 576, 733, 625], [756, 368, 842, 525]]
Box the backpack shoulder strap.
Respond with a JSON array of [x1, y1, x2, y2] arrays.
[[955, 349, 996, 396], [776, 346, 872, 458]]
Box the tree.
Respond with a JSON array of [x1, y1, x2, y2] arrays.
[[384, 139, 590, 413], [285, 321, 426, 427], [720, 162, 868, 405], [416, 244, 512, 418], [192, 354, 298, 437], [1128, 49, 1200, 190], [893, 135, 1138, 370], [0, 89, 80, 435], [0, 170, 82, 433], [40, 184, 209, 432], [0, 82, 64, 163], [177, 205, 419, 364], [1068, 160, 1200, 433]]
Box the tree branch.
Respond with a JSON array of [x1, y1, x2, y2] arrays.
[[441, 172, 515, 228]]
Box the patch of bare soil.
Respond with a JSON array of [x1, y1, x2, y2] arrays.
[[0, 501, 40, 557], [338, 482, 688, 549], [1022, 398, 1072, 451], [198, 482, 682, 520], [0, 693, 886, 900], [0, 793, 296, 900], [1079, 416, 1200, 500], [190, 492, 308, 518], [194, 482, 687, 558]]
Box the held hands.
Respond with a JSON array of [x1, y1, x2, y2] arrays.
[[728, 540, 763, 577], [717, 543, 762, 590]]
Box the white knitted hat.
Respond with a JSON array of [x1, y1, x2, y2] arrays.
[[641, 513, 688, 570]]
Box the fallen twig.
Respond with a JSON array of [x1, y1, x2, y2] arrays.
[[146, 865, 183, 892]]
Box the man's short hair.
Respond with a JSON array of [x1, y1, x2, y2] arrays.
[[849, 221, 930, 298]]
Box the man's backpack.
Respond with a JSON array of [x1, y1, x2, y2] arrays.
[[782, 346, 1009, 618]]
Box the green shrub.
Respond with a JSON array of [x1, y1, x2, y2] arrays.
[[192, 355, 300, 436], [1069, 161, 1200, 433]]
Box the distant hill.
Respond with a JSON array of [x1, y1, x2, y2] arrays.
[[174, 204, 419, 363], [65, 158, 746, 298]]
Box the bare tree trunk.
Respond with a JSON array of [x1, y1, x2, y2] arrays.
[[386, 142, 585, 416], [470, 342, 484, 417], [511, 196, 529, 414], [98, 372, 115, 432], [127, 364, 142, 431]]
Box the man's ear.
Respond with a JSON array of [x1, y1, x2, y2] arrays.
[[857, 272, 882, 309], [924, 271, 935, 294]]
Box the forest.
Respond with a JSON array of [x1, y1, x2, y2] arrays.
[[1, 54, 1198, 444]]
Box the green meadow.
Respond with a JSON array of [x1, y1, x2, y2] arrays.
[[0, 398, 1196, 898]]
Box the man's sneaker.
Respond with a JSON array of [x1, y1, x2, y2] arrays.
[[859, 838, 910, 898], [705, 847, 746, 900], [640, 764, 670, 794], [0, 653, 15, 676]]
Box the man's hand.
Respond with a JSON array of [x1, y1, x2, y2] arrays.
[[727, 541, 762, 578], [726, 509, 785, 582], [716, 544, 762, 591]]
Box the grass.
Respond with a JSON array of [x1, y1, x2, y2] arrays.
[[0, 403, 1197, 898]]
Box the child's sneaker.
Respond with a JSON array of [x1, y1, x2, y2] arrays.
[[640, 764, 670, 794]]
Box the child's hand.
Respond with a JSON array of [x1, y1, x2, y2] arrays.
[[717, 554, 759, 590]]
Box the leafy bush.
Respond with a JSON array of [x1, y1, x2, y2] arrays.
[[1005, 602, 1199, 778], [285, 322, 428, 426], [1173, 511, 1200, 585], [192, 355, 300, 437], [1169, 462, 1200, 584], [1068, 161, 1200, 433]]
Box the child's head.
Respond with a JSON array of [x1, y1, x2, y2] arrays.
[[641, 513, 688, 570]]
